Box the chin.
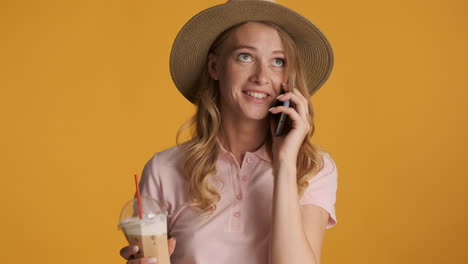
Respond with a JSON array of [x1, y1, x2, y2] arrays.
[[237, 104, 271, 121], [245, 111, 270, 121]]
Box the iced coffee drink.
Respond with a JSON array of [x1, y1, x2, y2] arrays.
[[119, 196, 170, 264]]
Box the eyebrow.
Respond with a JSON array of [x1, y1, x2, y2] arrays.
[[231, 45, 285, 54]]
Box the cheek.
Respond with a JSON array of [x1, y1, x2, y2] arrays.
[[220, 65, 248, 88], [271, 72, 287, 92], [224, 63, 247, 78], [276, 68, 288, 80]]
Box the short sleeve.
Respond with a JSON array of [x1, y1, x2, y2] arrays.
[[299, 152, 338, 229], [138, 153, 166, 211]]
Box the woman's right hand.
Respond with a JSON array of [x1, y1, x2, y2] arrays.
[[119, 237, 177, 263]]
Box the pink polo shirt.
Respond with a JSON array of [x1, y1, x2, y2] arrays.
[[139, 138, 338, 264]]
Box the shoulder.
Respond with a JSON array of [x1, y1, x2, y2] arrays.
[[307, 151, 338, 185], [148, 143, 189, 167], [143, 143, 190, 181], [321, 151, 337, 176]]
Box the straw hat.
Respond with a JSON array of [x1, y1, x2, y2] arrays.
[[169, 0, 334, 103]]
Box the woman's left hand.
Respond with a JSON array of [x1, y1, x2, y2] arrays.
[[269, 83, 311, 164]]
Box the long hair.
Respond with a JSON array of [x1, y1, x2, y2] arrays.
[[176, 21, 326, 217]]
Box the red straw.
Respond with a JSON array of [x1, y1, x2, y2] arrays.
[[134, 174, 143, 219]]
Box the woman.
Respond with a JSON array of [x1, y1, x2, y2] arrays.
[[120, 1, 338, 263]]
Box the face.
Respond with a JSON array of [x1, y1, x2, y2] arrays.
[[207, 22, 288, 120]]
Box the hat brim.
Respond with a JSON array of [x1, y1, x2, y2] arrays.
[[169, 1, 334, 103]]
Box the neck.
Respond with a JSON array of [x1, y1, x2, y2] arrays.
[[218, 110, 269, 164]]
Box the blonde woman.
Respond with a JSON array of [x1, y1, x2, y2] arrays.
[[120, 1, 338, 263]]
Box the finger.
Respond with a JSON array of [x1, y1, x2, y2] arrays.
[[269, 105, 304, 127], [277, 91, 308, 119], [168, 237, 177, 256], [281, 82, 291, 92], [120, 245, 139, 260], [291, 87, 310, 114], [279, 83, 308, 117], [127, 257, 158, 264], [270, 105, 310, 134]]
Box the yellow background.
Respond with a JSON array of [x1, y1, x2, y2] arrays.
[[1, 0, 467, 263]]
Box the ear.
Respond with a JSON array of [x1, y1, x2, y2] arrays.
[[207, 52, 219, 81]]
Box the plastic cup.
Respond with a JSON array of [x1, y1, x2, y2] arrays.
[[118, 196, 170, 263]]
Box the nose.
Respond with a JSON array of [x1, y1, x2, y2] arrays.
[[249, 62, 270, 86]]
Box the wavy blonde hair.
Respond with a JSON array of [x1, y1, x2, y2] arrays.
[[176, 21, 326, 217]]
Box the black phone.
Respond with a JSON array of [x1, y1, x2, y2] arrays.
[[273, 90, 290, 137]]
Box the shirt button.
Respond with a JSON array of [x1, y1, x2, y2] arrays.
[[236, 193, 242, 200], [234, 212, 241, 217], [241, 176, 248, 181], [246, 157, 253, 163]]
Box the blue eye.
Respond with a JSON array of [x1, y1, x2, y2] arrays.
[[238, 53, 252, 61], [273, 58, 285, 67]]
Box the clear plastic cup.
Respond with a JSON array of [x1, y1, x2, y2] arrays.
[[118, 196, 171, 263]]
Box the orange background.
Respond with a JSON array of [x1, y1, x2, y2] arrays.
[[1, 0, 467, 263]]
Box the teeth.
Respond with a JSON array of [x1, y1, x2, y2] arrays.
[[246, 91, 267, 99]]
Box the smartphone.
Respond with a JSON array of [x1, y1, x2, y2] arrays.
[[273, 90, 290, 137]]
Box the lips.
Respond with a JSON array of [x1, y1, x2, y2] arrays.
[[242, 90, 270, 103], [242, 90, 270, 99]]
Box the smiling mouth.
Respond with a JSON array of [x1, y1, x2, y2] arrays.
[[243, 91, 269, 99]]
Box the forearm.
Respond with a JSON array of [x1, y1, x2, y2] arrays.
[[270, 158, 317, 264]]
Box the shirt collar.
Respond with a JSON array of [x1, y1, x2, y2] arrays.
[[215, 135, 272, 163]]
